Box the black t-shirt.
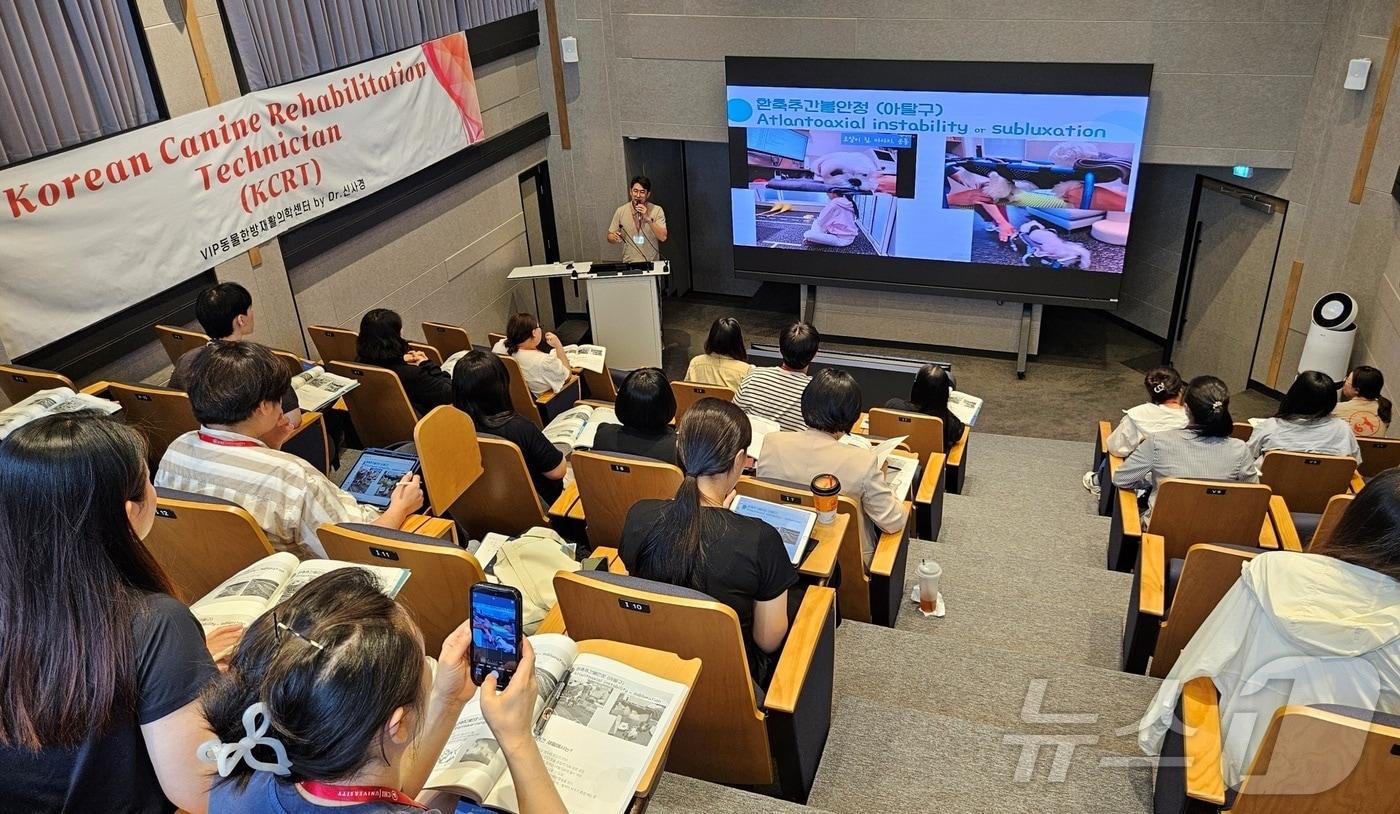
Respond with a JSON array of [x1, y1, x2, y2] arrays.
[[884, 397, 965, 450], [3, 592, 218, 813], [590, 424, 679, 466], [619, 500, 798, 676], [485, 415, 565, 503]]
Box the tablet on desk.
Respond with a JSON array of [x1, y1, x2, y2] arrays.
[[730, 495, 818, 565], [339, 448, 420, 508]]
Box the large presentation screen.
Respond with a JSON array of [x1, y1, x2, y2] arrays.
[[726, 58, 1152, 305]]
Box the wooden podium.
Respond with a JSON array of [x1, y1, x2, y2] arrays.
[[508, 261, 669, 370]]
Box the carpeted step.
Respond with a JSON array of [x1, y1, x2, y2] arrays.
[[810, 695, 1154, 814], [833, 622, 1159, 756], [647, 772, 835, 813]]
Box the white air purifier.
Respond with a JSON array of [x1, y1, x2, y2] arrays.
[[1297, 292, 1357, 381]]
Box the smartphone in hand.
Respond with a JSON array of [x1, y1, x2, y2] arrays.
[[469, 583, 523, 688]]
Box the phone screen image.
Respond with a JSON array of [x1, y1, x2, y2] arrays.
[[470, 587, 521, 686]]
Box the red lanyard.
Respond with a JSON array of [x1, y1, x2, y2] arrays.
[[298, 780, 428, 810], [196, 431, 260, 448]]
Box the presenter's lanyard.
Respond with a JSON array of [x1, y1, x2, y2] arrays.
[[196, 431, 260, 447], [299, 781, 429, 810]]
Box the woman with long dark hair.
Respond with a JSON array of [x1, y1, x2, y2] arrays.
[[1334, 364, 1392, 438], [355, 308, 452, 414], [591, 367, 679, 464], [684, 317, 753, 390], [1247, 370, 1360, 467], [1112, 375, 1258, 521], [452, 350, 566, 502], [885, 363, 966, 450], [0, 413, 236, 812], [1139, 468, 1400, 789], [490, 313, 571, 398], [618, 399, 798, 682]]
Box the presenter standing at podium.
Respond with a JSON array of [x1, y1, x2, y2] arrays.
[[606, 175, 668, 261]]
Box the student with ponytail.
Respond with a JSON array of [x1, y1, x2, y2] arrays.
[[1335, 365, 1392, 437], [618, 398, 799, 683], [1112, 375, 1258, 522]]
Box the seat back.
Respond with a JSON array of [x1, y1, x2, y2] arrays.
[[1309, 493, 1355, 551], [1357, 437, 1400, 478], [869, 407, 944, 465], [407, 341, 443, 366], [421, 321, 473, 359], [0, 363, 76, 403], [670, 381, 736, 424], [453, 437, 550, 538], [487, 332, 507, 348], [410, 405, 485, 516], [735, 476, 872, 622], [325, 361, 419, 448], [497, 354, 545, 428], [307, 325, 359, 364], [1261, 451, 1358, 514], [571, 450, 684, 549], [552, 570, 771, 785], [107, 382, 199, 470], [1231, 421, 1254, 442], [1147, 479, 1273, 562], [1230, 706, 1400, 813], [1149, 543, 1260, 678], [145, 488, 276, 601], [269, 349, 311, 381], [154, 325, 210, 366], [318, 523, 486, 654], [581, 367, 618, 402]]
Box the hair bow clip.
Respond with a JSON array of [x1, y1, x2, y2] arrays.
[[1152, 382, 1167, 394], [197, 702, 293, 777], [1212, 400, 1223, 410]]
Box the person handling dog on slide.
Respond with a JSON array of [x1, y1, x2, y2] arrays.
[[804, 188, 860, 248], [606, 175, 668, 262]]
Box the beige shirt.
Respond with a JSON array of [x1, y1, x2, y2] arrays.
[[155, 427, 380, 559], [684, 353, 753, 391], [1333, 398, 1390, 437], [757, 428, 907, 564], [609, 202, 666, 262]]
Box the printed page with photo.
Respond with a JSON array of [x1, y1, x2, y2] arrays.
[[189, 553, 410, 633], [0, 387, 120, 438], [542, 404, 620, 452], [291, 366, 359, 411], [563, 344, 607, 374]]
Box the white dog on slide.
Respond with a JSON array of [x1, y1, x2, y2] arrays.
[[1017, 221, 1092, 268], [809, 149, 882, 190]]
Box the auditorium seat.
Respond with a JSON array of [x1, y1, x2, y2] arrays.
[[420, 320, 473, 359], [0, 362, 75, 404], [106, 381, 199, 471], [326, 361, 419, 448], [407, 340, 443, 366], [670, 381, 736, 423], [1357, 436, 1400, 478], [307, 324, 359, 364], [867, 407, 949, 538], [1308, 493, 1354, 551], [571, 449, 684, 549], [1259, 451, 1358, 546], [498, 352, 580, 428], [154, 324, 210, 366], [145, 487, 276, 601]]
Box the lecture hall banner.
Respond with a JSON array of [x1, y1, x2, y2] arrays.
[[0, 33, 484, 356]]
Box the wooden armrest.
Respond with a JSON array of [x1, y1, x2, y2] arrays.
[[1258, 514, 1280, 550], [1139, 533, 1166, 618], [1351, 471, 1366, 494], [535, 603, 566, 634], [80, 381, 114, 397], [537, 375, 579, 405], [915, 452, 947, 505], [869, 501, 912, 577], [764, 586, 836, 714], [854, 411, 870, 436], [1097, 420, 1112, 454], [797, 513, 844, 580], [1268, 495, 1302, 552], [947, 426, 970, 467], [400, 515, 456, 542], [1182, 676, 1227, 806], [1116, 487, 1142, 537], [587, 546, 629, 575], [548, 482, 580, 519]]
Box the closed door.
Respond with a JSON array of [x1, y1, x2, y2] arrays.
[[1167, 177, 1288, 391]]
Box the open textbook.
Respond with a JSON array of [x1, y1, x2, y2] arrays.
[[746, 414, 782, 460], [543, 403, 621, 452], [189, 553, 409, 632], [291, 366, 359, 412], [427, 634, 688, 814], [857, 391, 983, 432], [562, 344, 607, 374], [841, 433, 917, 501], [0, 387, 120, 439]]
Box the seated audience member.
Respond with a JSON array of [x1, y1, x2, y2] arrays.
[[733, 321, 820, 432], [0, 413, 237, 813], [156, 341, 424, 558], [684, 317, 753, 390], [591, 367, 679, 464], [202, 569, 565, 814], [1247, 370, 1361, 467], [1334, 364, 1392, 438], [452, 350, 566, 503], [620, 399, 798, 683], [169, 281, 255, 389], [758, 369, 907, 564], [1112, 375, 1258, 522], [1083, 366, 1187, 495], [885, 363, 967, 451], [355, 308, 452, 415], [1139, 468, 1400, 788], [491, 313, 571, 398]]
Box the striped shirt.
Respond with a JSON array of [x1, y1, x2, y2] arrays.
[[155, 428, 379, 559], [1247, 416, 1363, 468], [733, 366, 811, 432], [1112, 427, 1259, 522]]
